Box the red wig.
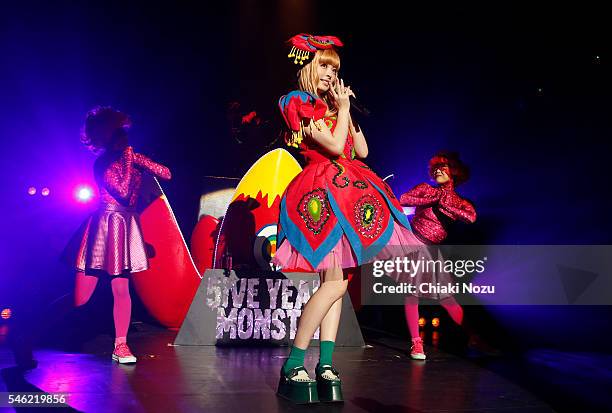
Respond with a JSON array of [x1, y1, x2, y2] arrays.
[[80, 106, 131, 152], [428, 151, 470, 186]]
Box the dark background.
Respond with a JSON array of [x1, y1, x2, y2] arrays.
[[1, 1, 610, 355]]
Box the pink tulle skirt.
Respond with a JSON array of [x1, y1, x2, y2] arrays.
[[273, 222, 422, 270], [272, 222, 455, 299]]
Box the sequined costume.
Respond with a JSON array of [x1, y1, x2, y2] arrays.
[[400, 182, 476, 244], [396, 180, 476, 298], [76, 146, 171, 275], [399, 156, 476, 353], [272, 91, 425, 271]]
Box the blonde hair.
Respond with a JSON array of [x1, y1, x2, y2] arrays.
[[297, 49, 341, 116]]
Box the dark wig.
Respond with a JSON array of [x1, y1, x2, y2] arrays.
[[428, 151, 470, 186], [80, 106, 131, 152]]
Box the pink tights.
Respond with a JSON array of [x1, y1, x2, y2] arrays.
[[404, 295, 463, 338], [74, 272, 131, 345]]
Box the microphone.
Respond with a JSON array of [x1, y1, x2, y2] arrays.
[[350, 96, 371, 117]]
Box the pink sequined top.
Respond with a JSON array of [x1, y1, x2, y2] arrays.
[[94, 146, 171, 208], [400, 182, 476, 244]]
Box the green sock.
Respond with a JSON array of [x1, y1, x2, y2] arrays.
[[282, 346, 306, 375], [319, 340, 335, 367]]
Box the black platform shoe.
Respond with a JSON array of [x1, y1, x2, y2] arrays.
[[277, 366, 319, 404], [315, 364, 344, 403]]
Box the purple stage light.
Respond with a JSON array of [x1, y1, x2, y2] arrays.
[[41, 187, 50, 196], [76, 186, 94, 202], [28, 186, 37, 195]]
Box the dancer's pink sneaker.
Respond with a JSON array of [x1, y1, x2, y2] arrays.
[[410, 337, 426, 360], [112, 343, 137, 364]]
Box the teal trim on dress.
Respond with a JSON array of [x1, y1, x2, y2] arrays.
[[326, 188, 395, 265], [278, 196, 344, 268], [275, 174, 413, 268]]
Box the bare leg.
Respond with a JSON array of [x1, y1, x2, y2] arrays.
[[293, 267, 347, 350], [279, 268, 347, 403], [319, 269, 347, 342], [319, 299, 342, 342]]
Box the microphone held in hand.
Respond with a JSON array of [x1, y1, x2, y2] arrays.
[[350, 96, 371, 117]]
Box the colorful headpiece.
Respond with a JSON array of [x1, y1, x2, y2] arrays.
[[287, 33, 343, 65]]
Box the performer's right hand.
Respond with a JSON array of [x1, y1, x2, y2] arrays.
[[330, 78, 351, 112]]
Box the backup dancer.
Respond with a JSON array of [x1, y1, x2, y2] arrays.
[[75, 106, 171, 364], [399, 151, 476, 359]]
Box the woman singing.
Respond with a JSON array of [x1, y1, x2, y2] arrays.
[[273, 34, 427, 403]]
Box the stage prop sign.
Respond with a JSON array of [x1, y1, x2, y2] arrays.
[[174, 269, 365, 347]]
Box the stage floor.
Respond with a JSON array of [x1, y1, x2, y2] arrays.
[[0, 325, 561, 413]]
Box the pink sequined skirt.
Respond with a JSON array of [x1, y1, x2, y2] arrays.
[[75, 204, 149, 276], [273, 222, 455, 299]]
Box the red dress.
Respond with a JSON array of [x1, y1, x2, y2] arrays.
[[272, 90, 424, 271], [76, 147, 171, 275]]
